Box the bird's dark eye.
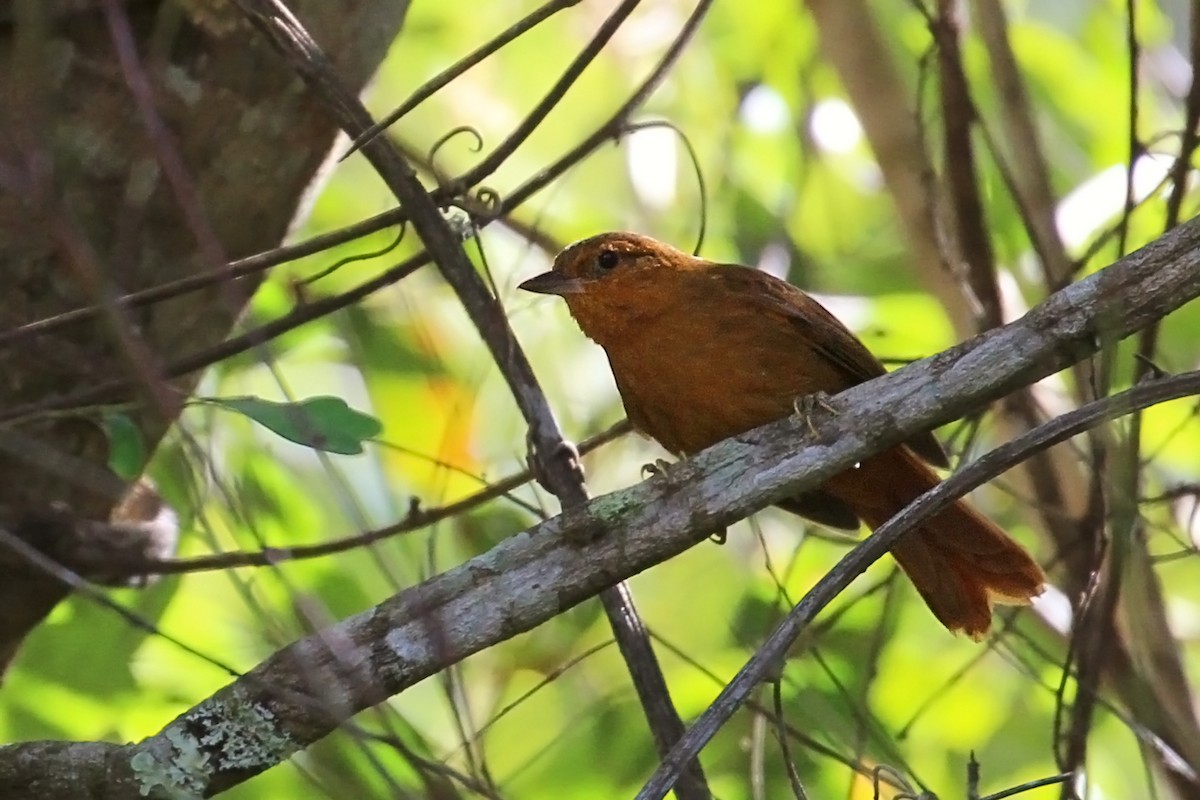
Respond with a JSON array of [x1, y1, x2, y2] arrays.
[[596, 249, 620, 271]]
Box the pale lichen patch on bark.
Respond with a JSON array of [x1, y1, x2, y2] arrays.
[[130, 687, 297, 798]]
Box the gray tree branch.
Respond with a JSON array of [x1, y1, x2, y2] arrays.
[[1, 185, 1198, 800]]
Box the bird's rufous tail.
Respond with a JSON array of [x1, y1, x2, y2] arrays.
[[827, 447, 1046, 638]]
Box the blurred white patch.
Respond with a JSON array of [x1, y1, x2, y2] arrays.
[[1056, 154, 1173, 251], [626, 125, 677, 210], [810, 98, 863, 155], [1178, 493, 1200, 550], [740, 84, 790, 134], [1073, 771, 1089, 800], [1032, 583, 1072, 636], [811, 293, 873, 331], [995, 266, 1030, 325], [755, 241, 791, 280], [852, 162, 885, 192], [612, 5, 681, 54], [441, 208, 474, 242], [1151, 43, 1193, 97]]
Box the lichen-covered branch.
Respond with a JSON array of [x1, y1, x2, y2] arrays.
[[2, 210, 1198, 799]]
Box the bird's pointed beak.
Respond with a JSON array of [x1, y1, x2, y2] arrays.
[[518, 271, 587, 295]]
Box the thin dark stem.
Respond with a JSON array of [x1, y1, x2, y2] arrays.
[[771, 678, 809, 800], [47, 207, 177, 422], [979, 772, 1073, 800], [932, 0, 1002, 331], [0, 209, 405, 348], [0, 252, 428, 426], [502, 0, 714, 212], [1116, 0, 1142, 260], [0, 525, 243, 680], [439, 0, 643, 197], [343, 0, 583, 159], [231, 3, 712, 797], [650, 632, 910, 791], [97, 420, 632, 577], [1164, 0, 1200, 228]]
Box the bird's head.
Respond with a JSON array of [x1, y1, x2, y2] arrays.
[[519, 231, 708, 343]]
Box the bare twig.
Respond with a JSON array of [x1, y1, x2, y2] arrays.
[[343, 0, 584, 159], [932, 0, 1002, 331], [0, 252, 427, 426], [436, 0, 642, 197], [109, 421, 629, 576], [973, 0, 1074, 290]]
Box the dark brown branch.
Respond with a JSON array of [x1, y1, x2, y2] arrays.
[[932, 0, 1002, 331], [229, 2, 712, 797]]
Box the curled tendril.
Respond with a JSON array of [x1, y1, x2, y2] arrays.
[[472, 187, 502, 217], [618, 119, 708, 256], [442, 187, 503, 230], [428, 125, 485, 177], [427, 126, 502, 227], [872, 764, 921, 800], [299, 223, 408, 286]]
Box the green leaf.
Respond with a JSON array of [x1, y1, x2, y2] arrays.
[[205, 396, 382, 455], [104, 412, 146, 480]]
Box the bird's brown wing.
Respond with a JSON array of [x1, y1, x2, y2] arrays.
[[775, 492, 863, 530], [713, 265, 949, 468]]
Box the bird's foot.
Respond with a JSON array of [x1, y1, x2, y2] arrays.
[[792, 391, 838, 436], [641, 458, 676, 479], [642, 458, 725, 543]]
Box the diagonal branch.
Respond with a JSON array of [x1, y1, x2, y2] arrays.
[[2, 192, 1198, 800], [230, 1, 712, 796], [639, 369, 1200, 798]]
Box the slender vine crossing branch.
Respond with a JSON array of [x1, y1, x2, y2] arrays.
[[637, 370, 1200, 799]]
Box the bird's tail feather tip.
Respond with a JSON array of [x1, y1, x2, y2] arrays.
[[896, 538, 1045, 638]]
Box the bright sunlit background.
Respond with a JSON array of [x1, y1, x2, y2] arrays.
[[6, 1, 1200, 798]]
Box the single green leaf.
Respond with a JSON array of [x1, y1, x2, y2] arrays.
[[205, 395, 382, 455], [104, 412, 146, 480]]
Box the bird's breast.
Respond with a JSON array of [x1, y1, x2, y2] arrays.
[[602, 308, 841, 456]]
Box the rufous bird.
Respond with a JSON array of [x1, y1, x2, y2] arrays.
[[520, 231, 1045, 638]]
